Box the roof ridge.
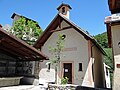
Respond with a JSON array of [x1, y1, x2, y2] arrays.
[[58, 13, 106, 55], [58, 13, 93, 39]]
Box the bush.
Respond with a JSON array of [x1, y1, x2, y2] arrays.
[[61, 77, 69, 84]]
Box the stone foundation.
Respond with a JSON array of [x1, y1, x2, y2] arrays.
[[0, 77, 22, 87]]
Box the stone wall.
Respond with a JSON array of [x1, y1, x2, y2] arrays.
[[0, 52, 16, 76]]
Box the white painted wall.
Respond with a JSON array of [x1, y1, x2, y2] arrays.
[[39, 21, 89, 85], [111, 25, 120, 90], [58, 6, 70, 19], [39, 20, 105, 87], [92, 44, 106, 88]]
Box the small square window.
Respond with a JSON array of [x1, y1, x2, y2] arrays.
[[79, 63, 82, 71]]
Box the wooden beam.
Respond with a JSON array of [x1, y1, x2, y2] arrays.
[[2, 48, 35, 61], [0, 46, 22, 59], [50, 26, 72, 32], [106, 24, 112, 48], [0, 48, 19, 60], [3, 39, 37, 56], [58, 17, 61, 29], [0, 37, 6, 43], [112, 0, 116, 10], [0, 34, 5, 40], [0, 43, 40, 61], [2, 41, 32, 57]]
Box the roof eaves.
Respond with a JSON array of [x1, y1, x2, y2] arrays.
[[34, 14, 60, 48], [0, 28, 48, 60], [34, 13, 106, 56], [58, 13, 93, 39], [58, 14, 106, 55], [105, 14, 120, 24], [57, 3, 72, 10]]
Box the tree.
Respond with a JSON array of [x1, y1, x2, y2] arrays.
[[10, 17, 43, 45], [48, 34, 65, 84], [94, 32, 108, 48]]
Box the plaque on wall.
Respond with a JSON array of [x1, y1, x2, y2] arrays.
[[65, 69, 68, 72]]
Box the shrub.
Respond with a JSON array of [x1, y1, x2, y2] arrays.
[[61, 77, 69, 84]]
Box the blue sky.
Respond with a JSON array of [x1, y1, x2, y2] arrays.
[[0, 0, 111, 35]]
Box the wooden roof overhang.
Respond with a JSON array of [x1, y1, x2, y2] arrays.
[[34, 14, 63, 48], [57, 3, 72, 10], [34, 14, 106, 55], [0, 28, 48, 61], [105, 17, 120, 48], [108, 0, 120, 14], [34, 14, 91, 48]]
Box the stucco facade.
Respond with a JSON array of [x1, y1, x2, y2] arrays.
[[92, 44, 106, 87], [38, 20, 106, 88], [40, 21, 88, 85], [33, 3, 107, 88], [111, 25, 120, 90]]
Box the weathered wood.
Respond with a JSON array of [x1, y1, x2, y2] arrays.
[[112, 0, 116, 10], [50, 26, 72, 32]]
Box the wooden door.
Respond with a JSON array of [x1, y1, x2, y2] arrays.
[[63, 63, 72, 84]]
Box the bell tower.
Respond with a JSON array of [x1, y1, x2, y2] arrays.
[[57, 3, 72, 19]]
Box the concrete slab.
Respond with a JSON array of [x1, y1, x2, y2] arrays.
[[0, 85, 46, 90]]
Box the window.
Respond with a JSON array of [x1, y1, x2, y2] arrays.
[[62, 34, 66, 40], [79, 63, 82, 71], [62, 7, 66, 14]]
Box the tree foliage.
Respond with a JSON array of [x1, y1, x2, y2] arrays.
[[94, 32, 108, 48], [48, 34, 65, 65], [48, 34, 65, 84], [10, 17, 43, 45]]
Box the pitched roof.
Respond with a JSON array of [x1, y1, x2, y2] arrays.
[[57, 3, 72, 10], [11, 13, 41, 28], [34, 13, 106, 55], [108, 0, 120, 14], [105, 14, 120, 48], [0, 28, 48, 61]]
